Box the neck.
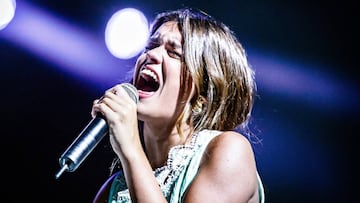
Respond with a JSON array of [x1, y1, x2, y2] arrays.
[[142, 122, 193, 169]]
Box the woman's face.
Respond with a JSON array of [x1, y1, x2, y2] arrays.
[[133, 21, 185, 125]]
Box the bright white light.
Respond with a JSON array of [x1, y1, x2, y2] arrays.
[[0, 0, 16, 30], [105, 8, 149, 59]]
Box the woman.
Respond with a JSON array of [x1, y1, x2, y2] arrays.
[[93, 8, 265, 203]]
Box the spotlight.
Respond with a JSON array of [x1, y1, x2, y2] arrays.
[[105, 8, 149, 59], [0, 0, 16, 30]]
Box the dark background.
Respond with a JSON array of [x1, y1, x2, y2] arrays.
[[0, 0, 358, 202]]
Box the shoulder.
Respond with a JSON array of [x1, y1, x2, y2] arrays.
[[184, 130, 260, 202], [203, 130, 255, 164], [205, 131, 259, 196]]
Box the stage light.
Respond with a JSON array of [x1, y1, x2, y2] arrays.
[[0, 0, 16, 30], [105, 8, 149, 59], [0, 2, 132, 90]]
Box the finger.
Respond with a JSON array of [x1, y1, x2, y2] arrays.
[[93, 98, 102, 104]]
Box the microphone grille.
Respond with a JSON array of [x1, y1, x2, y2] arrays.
[[121, 83, 139, 104]]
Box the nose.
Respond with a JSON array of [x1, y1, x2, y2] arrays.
[[145, 46, 163, 64]]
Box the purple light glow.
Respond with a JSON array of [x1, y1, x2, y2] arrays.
[[248, 51, 357, 113], [0, 2, 356, 113], [0, 1, 133, 89]]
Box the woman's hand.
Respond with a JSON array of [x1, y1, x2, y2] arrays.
[[91, 84, 141, 160]]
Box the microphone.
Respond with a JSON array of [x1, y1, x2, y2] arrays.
[[55, 83, 138, 179]]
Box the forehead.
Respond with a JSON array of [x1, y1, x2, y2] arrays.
[[152, 21, 182, 42]]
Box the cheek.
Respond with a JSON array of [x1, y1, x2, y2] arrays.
[[163, 81, 180, 104], [163, 71, 182, 108], [165, 67, 182, 94]]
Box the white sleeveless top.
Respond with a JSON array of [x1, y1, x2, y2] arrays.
[[109, 129, 265, 203]]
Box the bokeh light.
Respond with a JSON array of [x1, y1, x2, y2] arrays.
[[0, 0, 16, 30], [105, 8, 149, 59]]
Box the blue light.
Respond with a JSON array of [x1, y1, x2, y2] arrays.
[[0, 2, 135, 90]]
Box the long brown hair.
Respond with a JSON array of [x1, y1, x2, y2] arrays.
[[151, 8, 256, 136], [111, 8, 257, 174]]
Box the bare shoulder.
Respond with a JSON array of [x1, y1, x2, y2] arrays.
[[204, 131, 258, 185], [204, 131, 256, 164], [184, 130, 260, 202]]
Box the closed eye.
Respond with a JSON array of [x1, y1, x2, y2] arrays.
[[144, 40, 160, 52], [167, 50, 181, 59], [166, 41, 182, 59], [144, 36, 182, 59], [144, 35, 162, 51]]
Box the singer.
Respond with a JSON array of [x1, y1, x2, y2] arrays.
[[92, 8, 265, 203]]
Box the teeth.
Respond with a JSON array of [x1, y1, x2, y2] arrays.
[[140, 69, 158, 82]]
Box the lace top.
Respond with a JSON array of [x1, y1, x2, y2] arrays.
[[108, 129, 265, 203]]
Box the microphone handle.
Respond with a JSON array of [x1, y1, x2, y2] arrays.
[[55, 83, 138, 179], [55, 116, 108, 179]]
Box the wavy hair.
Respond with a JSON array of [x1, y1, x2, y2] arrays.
[[150, 8, 256, 136]]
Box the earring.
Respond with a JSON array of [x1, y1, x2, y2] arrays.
[[192, 96, 204, 114]]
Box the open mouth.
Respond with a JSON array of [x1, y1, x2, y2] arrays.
[[136, 68, 160, 92]]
